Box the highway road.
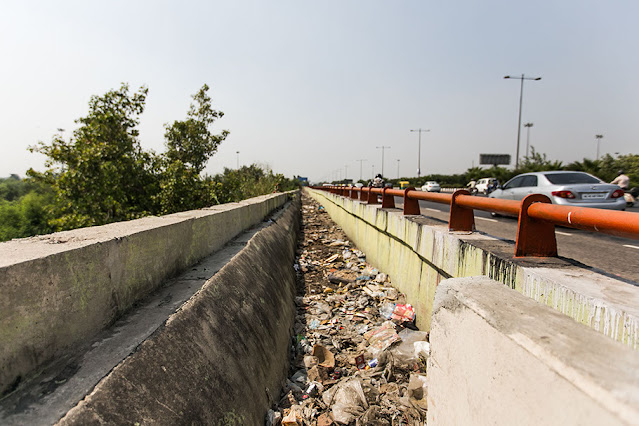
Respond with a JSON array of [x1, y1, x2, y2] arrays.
[[394, 195, 639, 284]]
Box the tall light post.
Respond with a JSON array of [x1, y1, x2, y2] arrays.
[[372, 165, 375, 179], [524, 123, 533, 158], [376, 146, 391, 177], [595, 134, 603, 160], [410, 128, 430, 177], [504, 74, 541, 168], [236, 151, 240, 169], [396, 159, 400, 179], [355, 159, 367, 181]]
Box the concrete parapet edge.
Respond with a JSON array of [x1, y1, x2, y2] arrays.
[[306, 188, 639, 347], [57, 193, 301, 425], [0, 191, 294, 396], [428, 276, 639, 425]]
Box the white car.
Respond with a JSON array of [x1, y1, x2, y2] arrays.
[[474, 178, 499, 194], [421, 181, 441, 192], [489, 171, 626, 211]]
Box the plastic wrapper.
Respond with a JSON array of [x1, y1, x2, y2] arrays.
[[363, 321, 401, 357], [391, 303, 416, 322]]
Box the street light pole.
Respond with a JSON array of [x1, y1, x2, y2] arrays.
[[236, 151, 240, 169], [355, 159, 367, 181], [595, 134, 603, 160], [504, 74, 541, 169], [524, 123, 533, 158], [410, 129, 430, 177], [396, 159, 400, 179], [376, 146, 391, 177]]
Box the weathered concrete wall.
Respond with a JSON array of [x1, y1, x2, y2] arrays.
[[307, 189, 639, 347], [0, 192, 291, 396], [57, 195, 301, 425], [428, 276, 639, 425]]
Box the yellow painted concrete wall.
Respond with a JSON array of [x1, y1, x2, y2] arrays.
[[307, 189, 639, 348]]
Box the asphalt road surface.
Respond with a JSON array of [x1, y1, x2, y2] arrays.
[[394, 195, 639, 284]]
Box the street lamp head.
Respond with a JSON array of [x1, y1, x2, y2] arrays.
[[534, 77, 542, 80], [504, 75, 511, 79]]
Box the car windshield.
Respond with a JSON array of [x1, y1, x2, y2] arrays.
[[544, 172, 601, 184]]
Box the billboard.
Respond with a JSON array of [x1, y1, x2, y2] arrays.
[[479, 154, 511, 166]]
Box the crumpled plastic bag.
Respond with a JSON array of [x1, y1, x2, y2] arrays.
[[391, 328, 428, 366], [322, 377, 368, 424], [363, 321, 401, 357]]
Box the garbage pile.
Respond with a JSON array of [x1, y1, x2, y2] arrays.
[[266, 193, 429, 425]]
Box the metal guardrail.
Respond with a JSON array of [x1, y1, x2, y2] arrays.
[[314, 185, 639, 257]]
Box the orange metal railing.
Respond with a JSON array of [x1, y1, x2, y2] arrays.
[[313, 185, 639, 257]]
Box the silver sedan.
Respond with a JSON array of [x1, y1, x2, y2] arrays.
[[488, 171, 626, 210]]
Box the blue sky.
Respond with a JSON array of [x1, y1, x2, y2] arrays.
[[1, 0, 638, 183]]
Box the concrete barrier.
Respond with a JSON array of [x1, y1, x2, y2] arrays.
[[57, 194, 301, 425], [306, 188, 639, 347], [428, 276, 639, 425], [0, 192, 291, 396]]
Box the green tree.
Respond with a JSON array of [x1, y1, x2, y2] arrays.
[[516, 146, 563, 173], [28, 84, 158, 229], [212, 164, 298, 204], [156, 84, 229, 214]]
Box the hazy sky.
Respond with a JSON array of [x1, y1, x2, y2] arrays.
[[1, 1, 638, 183]]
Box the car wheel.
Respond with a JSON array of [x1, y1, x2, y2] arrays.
[[490, 212, 501, 218]]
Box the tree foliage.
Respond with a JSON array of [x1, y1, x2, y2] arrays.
[[28, 84, 157, 229], [16, 82, 300, 240], [155, 84, 229, 214], [164, 84, 229, 174], [0, 177, 54, 241], [212, 164, 299, 204]]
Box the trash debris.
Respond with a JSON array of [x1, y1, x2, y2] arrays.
[[391, 303, 416, 323], [269, 193, 428, 425], [312, 344, 336, 369]]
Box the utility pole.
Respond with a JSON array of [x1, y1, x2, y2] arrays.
[[355, 159, 367, 181], [410, 129, 430, 177], [524, 123, 533, 158], [504, 74, 542, 168], [595, 134, 603, 160], [376, 146, 391, 177]]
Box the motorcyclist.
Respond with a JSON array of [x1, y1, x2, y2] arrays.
[[371, 174, 385, 188], [466, 180, 477, 194], [611, 170, 630, 190]]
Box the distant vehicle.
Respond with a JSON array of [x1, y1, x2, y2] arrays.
[[488, 171, 626, 212], [421, 181, 441, 192], [475, 178, 499, 195], [354, 182, 364, 188]]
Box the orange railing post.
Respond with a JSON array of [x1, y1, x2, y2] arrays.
[[382, 187, 396, 208], [367, 187, 379, 204], [403, 187, 420, 215], [515, 194, 557, 257], [449, 190, 475, 232]]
